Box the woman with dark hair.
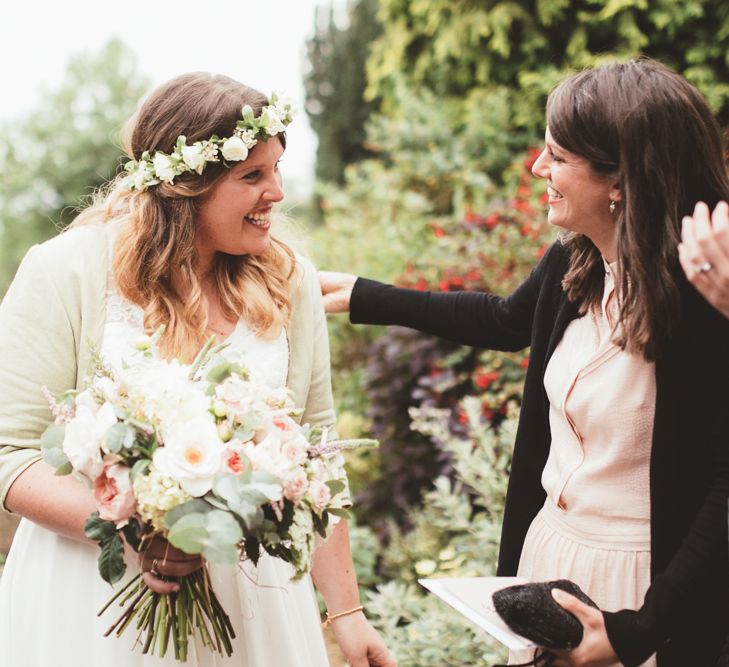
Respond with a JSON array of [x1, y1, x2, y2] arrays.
[[0, 73, 394, 667], [321, 58, 729, 666]]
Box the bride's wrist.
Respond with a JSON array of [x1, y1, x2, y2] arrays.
[[322, 604, 364, 627]]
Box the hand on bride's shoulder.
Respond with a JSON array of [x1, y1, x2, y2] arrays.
[[318, 271, 357, 314]]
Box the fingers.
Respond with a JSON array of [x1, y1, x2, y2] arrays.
[[682, 201, 729, 272], [140, 548, 202, 576], [680, 201, 729, 318], [142, 570, 180, 595], [551, 589, 599, 626], [318, 271, 356, 314]]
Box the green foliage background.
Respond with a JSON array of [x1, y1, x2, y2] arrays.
[[305, 1, 729, 664], [0, 39, 148, 292]]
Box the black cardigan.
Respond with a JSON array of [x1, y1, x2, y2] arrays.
[[350, 242, 729, 666]]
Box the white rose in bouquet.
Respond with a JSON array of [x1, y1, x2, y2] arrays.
[[63, 401, 117, 482], [126, 359, 210, 426], [154, 419, 226, 496]]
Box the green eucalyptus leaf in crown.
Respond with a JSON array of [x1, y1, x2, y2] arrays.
[[122, 92, 294, 191]]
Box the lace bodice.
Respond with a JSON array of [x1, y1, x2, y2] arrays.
[[102, 287, 289, 388]]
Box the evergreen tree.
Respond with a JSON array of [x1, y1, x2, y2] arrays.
[[304, 0, 381, 184]]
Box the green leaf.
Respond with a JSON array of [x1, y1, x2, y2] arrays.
[[129, 458, 151, 481], [98, 533, 125, 584], [244, 536, 260, 565], [325, 479, 346, 495], [54, 461, 73, 476], [84, 513, 117, 542], [202, 510, 243, 564], [212, 474, 267, 529], [105, 422, 136, 453], [312, 512, 327, 538], [165, 498, 214, 529], [327, 507, 351, 519], [40, 424, 69, 469], [205, 361, 233, 384], [121, 518, 142, 551], [167, 513, 208, 555], [167, 510, 242, 564]]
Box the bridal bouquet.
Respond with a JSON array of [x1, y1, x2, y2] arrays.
[[39, 331, 369, 661]]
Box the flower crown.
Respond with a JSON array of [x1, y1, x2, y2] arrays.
[[122, 93, 293, 191]]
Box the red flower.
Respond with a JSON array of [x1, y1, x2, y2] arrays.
[[520, 357, 530, 369], [475, 370, 500, 389], [416, 278, 428, 291], [433, 225, 445, 238]]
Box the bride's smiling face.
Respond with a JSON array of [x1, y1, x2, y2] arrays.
[[195, 138, 285, 264]]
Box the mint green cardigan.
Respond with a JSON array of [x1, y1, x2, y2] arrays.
[[0, 223, 336, 510]]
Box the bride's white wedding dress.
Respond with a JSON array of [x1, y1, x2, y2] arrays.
[[0, 287, 331, 667]]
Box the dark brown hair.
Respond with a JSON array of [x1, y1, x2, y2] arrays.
[[548, 58, 729, 359]]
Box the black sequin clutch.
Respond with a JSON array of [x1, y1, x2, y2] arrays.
[[492, 579, 599, 651]]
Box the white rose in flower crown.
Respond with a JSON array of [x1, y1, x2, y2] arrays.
[[152, 153, 177, 183], [181, 144, 207, 174], [221, 136, 249, 162], [153, 419, 225, 496], [261, 107, 287, 135], [63, 401, 117, 482]]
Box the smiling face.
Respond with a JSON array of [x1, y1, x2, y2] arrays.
[[531, 128, 621, 258], [195, 137, 285, 268]]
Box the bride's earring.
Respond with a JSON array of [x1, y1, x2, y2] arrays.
[[609, 199, 617, 214]]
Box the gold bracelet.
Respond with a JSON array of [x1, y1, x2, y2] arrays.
[[322, 604, 364, 627]]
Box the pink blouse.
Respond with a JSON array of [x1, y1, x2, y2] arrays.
[[541, 262, 655, 543]]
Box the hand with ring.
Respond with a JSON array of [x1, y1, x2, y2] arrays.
[[679, 200, 729, 319], [138, 534, 204, 595]]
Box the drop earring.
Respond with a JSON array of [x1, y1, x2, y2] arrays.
[[609, 200, 616, 214]]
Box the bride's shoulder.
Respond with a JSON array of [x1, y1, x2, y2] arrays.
[[21, 223, 110, 273], [287, 252, 320, 296]]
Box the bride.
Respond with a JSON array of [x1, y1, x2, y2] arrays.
[[0, 73, 394, 667]]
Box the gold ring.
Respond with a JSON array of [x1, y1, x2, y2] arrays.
[[150, 557, 160, 576]]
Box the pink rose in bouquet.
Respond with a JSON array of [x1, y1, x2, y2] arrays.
[[94, 460, 136, 523]]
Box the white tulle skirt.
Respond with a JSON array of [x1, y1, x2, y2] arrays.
[[0, 518, 330, 667]]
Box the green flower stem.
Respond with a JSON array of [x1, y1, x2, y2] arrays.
[[97, 573, 142, 617], [104, 583, 149, 637], [99, 568, 234, 661], [142, 593, 159, 654]]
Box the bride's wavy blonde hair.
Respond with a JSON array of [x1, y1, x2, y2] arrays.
[[71, 73, 295, 361]]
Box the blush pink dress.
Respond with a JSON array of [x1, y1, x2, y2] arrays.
[[510, 262, 657, 667]]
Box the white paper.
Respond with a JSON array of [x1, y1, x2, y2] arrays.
[[419, 576, 538, 651]]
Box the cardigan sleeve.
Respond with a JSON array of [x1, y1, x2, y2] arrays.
[[0, 243, 79, 510], [350, 242, 562, 351], [294, 256, 336, 430]]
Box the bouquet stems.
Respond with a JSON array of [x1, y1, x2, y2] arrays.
[[100, 568, 235, 661]]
